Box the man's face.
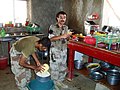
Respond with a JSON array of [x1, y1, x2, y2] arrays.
[[38, 44, 47, 51], [57, 14, 66, 25]]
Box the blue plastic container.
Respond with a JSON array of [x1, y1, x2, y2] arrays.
[[27, 79, 54, 90], [36, 75, 51, 82]]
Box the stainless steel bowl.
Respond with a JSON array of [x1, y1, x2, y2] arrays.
[[90, 71, 103, 81], [86, 63, 101, 73]]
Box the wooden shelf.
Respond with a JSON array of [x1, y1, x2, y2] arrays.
[[76, 68, 120, 90]]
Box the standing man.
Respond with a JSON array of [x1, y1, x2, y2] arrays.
[[48, 11, 72, 89], [10, 36, 51, 90]]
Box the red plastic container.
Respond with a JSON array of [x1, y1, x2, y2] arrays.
[[0, 56, 8, 70]]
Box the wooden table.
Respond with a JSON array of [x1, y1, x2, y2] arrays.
[[67, 40, 120, 80]]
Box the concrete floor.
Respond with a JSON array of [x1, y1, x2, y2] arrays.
[[0, 65, 112, 90], [0, 66, 90, 90]]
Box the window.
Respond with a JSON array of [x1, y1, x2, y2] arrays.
[[0, 0, 27, 25], [102, 0, 120, 27]]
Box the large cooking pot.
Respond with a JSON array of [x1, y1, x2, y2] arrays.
[[107, 69, 120, 85]]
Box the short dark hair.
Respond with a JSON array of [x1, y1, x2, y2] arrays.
[[56, 11, 67, 18], [37, 37, 51, 47]]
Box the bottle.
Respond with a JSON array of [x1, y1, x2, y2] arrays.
[[0, 28, 6, 37]]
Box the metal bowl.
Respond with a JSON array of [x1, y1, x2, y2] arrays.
[[100, 61, 113, 69], [86, 63, 101, 73], [90, 71, 103, 81]]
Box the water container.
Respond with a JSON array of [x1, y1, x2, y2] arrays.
[[0, 56, 8, 70], [74, 60, 83, 69], [27, 79, 54, 90]]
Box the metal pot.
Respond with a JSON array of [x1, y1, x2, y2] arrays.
[[15, 23, 22, 28], [107, 69, 120, 85], [74, 60, 84, 69]]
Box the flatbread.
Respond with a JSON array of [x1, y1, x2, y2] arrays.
[[43, 64, 49, 72]]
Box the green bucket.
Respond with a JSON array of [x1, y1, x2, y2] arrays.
[[27, 79, 54, 90]]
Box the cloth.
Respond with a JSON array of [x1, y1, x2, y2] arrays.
[[10, 47, 31, 90], [13, 36, 40, 58], [49, 24, 69, 81]]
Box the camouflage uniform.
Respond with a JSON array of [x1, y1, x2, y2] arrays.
[[10, 47, 31, 90], [10, 36, 40, 90], [49, 24, 69, 82]]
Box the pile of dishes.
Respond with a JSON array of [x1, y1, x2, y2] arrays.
[[86, 63, 103, 81]]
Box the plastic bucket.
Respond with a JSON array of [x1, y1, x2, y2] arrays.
[[74, 60, 83, 69], [27, 79, 54, 90], [0, 56, 8, 70]]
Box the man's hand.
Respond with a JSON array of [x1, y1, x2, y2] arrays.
[[62, 32, 73, 39], [35, 65, 45, 73]]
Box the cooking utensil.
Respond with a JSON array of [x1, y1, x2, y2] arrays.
[[97, 42, 107, 48], [100, 61, 114, 71], [86, 63, 101, 73], [107, 69, 120, 85], [74, 60, 84, 69], [90, 71, 103, 81], [15, 23, 22, 28]]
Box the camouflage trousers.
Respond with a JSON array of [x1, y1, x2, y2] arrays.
[[49, 47, 67, 82], [10, 47, 31, 90]]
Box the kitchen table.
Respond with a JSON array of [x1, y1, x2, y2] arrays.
[[67, 40, 120, 80]]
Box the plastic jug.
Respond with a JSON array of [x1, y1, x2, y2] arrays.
[[0, 28, 6, 37]]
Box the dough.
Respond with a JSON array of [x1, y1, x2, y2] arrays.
[[42, 64, 49, 73]]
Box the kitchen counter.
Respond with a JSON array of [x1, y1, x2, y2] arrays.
[[67, 40, 120, 80]]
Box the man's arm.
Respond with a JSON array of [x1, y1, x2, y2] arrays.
[[50, 33, 72, 41], [19, 54, 44, 72], [32, 52, 41, 66], [19, 55, 36, 70]]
